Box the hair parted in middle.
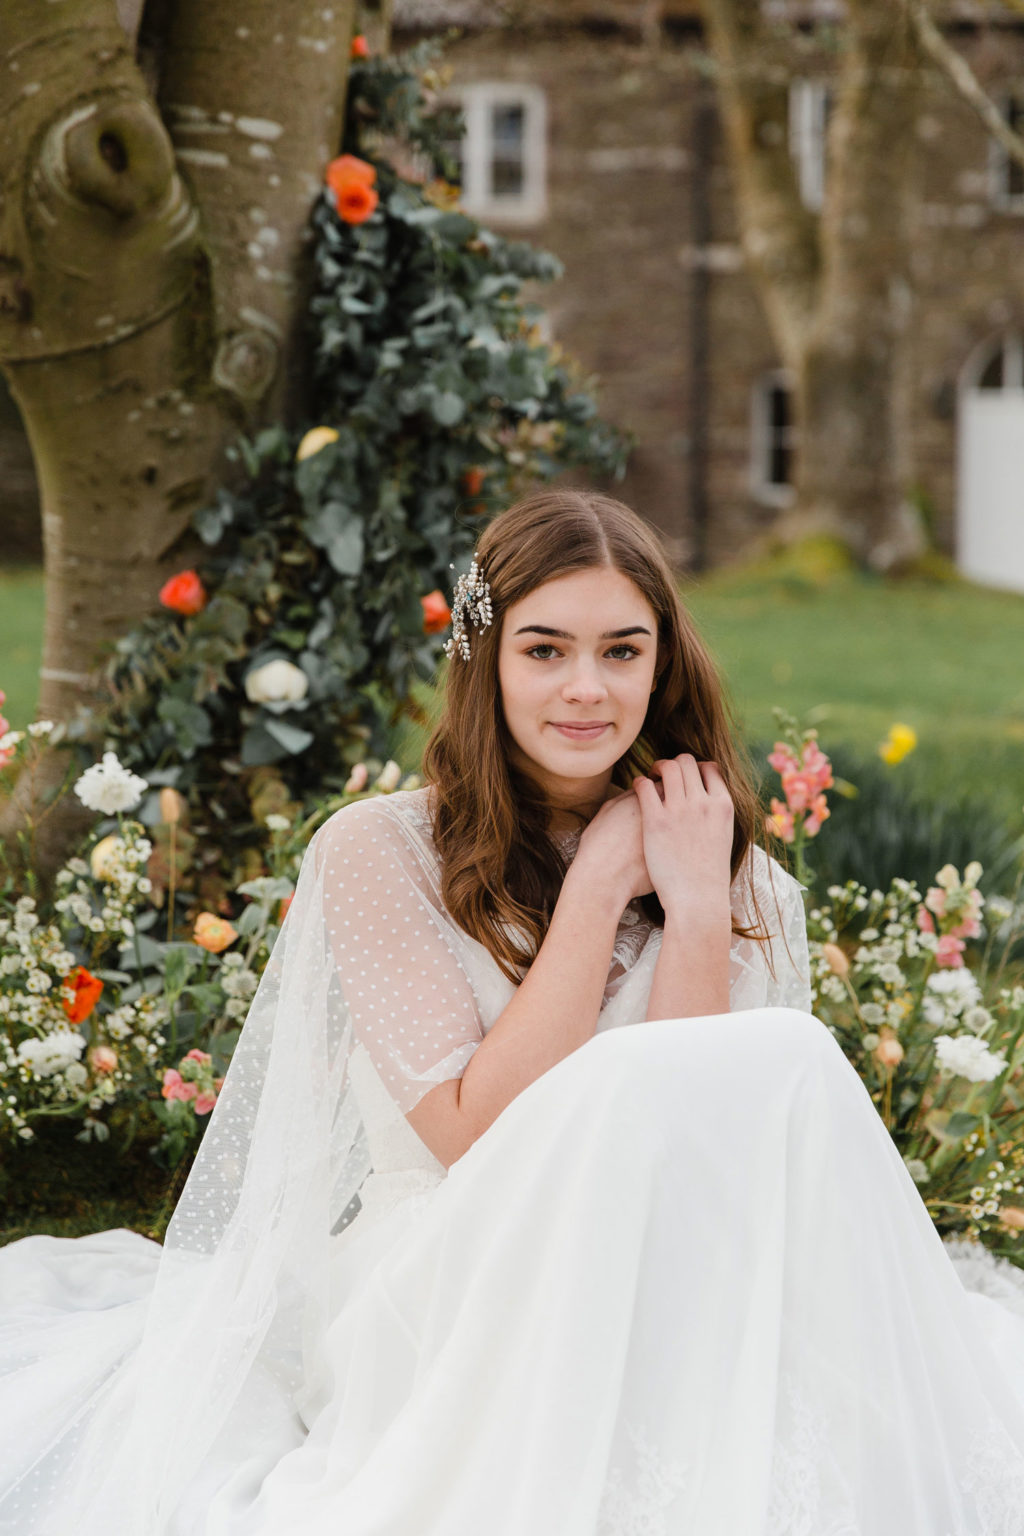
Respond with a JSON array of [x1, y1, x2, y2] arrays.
[[423, 487, 775, 983]]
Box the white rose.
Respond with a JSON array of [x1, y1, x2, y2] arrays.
[[244, 659, 309, 705]]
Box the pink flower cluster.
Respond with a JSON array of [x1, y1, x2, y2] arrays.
[[916, 878, 983, 970], [765, 737, 834, 844], [161, 1048, 222, 1116]]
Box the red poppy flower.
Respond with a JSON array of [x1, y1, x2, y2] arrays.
[[421, 590, 452, 635], [159, 569, 207, 616], [350, 33, 369, 58], [62, 966, 104, 1025]]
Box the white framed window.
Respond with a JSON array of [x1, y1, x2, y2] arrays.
[[750, 370, 797, 506], [966, 332, 1024, 392], [789, 79, 832, 211], [990, 94, 1024, 212], [446, 83, 547, 225]]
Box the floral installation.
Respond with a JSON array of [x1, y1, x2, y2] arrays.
[[83, 36, 625, 909], [0, 730, 422, 1165], [804, 857, 1024, 1261]]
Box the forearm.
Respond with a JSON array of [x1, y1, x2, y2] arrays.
[[645, 898, 732, 1021], [456, 865, 624, 1138]]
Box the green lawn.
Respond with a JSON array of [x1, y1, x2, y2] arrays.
[[684, 559, 1024, 830], [0, 568, 44, 729]]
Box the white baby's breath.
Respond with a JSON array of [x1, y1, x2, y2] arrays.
[[933, 1034, 1007, 1084]]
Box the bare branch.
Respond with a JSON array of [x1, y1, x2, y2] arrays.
[[906, 0, 1024, 172]]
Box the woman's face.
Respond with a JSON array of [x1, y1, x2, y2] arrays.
[[497, 565, 659, 809]]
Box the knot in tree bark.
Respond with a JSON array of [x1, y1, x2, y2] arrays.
[[60, 97, 175, 218], [212, 328, 280, 403]]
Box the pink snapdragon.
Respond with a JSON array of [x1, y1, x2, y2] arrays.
[[935, 934, 966, 969], [916, 864, 984, 965], [765, 733, 833, 848]]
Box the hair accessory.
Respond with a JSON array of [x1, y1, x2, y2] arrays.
[[444, 558, 493, 661]]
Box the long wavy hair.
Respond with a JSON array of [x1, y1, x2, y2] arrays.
[[423, 488, 774, 982]]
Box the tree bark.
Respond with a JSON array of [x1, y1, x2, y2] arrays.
[[699, 0, 925, 567], [0, 0, 356, 866]]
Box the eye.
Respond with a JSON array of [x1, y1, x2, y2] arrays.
[[525, 643, 561, 660], [605, 644, 641, 661]]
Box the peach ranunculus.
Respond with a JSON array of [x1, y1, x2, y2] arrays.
[[62, 966, 104, 1025], [193, 912, 238, 953], [998, 1207, 1024, 1232], [344, 762, 369, 795], [194, 1090, 218, 1116], [159, 569, 207, 616], [875, 1029, 905, 1070], [325, 154, 379, 224], [89, 1044, 119, 1075], [184, 1048, 212, 1066], [350, 32, 369, 57], [421, 589, 452, 635]]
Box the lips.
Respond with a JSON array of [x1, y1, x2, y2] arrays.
[[550, 722, 610, 740]]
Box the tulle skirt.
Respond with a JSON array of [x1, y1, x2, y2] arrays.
[[4, 1007, 1024, 1535]]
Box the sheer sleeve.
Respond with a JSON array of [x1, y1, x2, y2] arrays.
[[729, 844, 812, 1014], [314, 796, 485, 1116]]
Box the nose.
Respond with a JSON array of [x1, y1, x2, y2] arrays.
[[561, 658, 608, 706]]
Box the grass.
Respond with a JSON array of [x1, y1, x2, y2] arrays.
[[0, 568, 44, 730], [683, 550, 1024, 831]]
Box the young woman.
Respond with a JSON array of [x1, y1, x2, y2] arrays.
[[2, 489, 1024, 1535]]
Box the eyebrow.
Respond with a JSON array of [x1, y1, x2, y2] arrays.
[[513, 625, 653, 640]]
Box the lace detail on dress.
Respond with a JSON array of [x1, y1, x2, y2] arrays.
[[945, 1417, 1024, 1536], [596, 1422, 688, 1536], [766, 1373, 861, 1536]]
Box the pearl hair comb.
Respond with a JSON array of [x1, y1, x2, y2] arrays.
[[444, 558, 493, 661]]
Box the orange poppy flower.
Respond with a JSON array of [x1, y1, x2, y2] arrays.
[[421, 590, 452, 635], [193, 912, 239, 953], [62, 966, 104, 1025], [159, 570, 207, 616], [325, 156, 379, 225]]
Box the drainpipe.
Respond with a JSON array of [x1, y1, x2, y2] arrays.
[[688, 78, 714, 572]]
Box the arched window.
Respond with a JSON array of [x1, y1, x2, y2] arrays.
[[750, 371, 797, 506]]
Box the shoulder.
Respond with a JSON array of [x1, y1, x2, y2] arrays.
[[310, 786, 438, 867]]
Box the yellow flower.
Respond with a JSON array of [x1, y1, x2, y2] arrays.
[[295, 426, 339, 462], [879, 723, 917, 765]]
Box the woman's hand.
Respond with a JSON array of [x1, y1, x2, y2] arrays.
[[570, 790, 653, 911], [633, 755, 734, 919]]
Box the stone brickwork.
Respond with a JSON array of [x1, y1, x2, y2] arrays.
[[397, 8, 1024, 569]]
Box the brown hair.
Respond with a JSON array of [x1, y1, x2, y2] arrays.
[[423, 488, 773, 982]]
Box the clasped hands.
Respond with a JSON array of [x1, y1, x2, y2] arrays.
[[574, 754, 735, 919]]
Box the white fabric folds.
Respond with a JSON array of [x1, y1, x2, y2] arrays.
[[1, 787, 1024, 1534]]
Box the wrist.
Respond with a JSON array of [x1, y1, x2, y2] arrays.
[[660, 890, 732, 931], [561, 858, 633, 924]]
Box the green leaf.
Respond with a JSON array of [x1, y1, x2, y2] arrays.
[[944, 1111, 982, 1141], [264, 718, 315, 755], [430, 390, 465, 426]]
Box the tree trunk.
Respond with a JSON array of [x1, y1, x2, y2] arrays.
[[0, 0, 356, 867], [699, 0, 925, 568]]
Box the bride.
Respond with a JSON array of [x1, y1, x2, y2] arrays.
[[3, 488, 1024, 1535]]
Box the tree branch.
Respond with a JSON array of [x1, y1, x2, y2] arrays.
[[905, 0, 1024, 172]]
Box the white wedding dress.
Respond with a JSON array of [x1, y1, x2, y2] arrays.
[[3, 786, 1024, 1535]]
